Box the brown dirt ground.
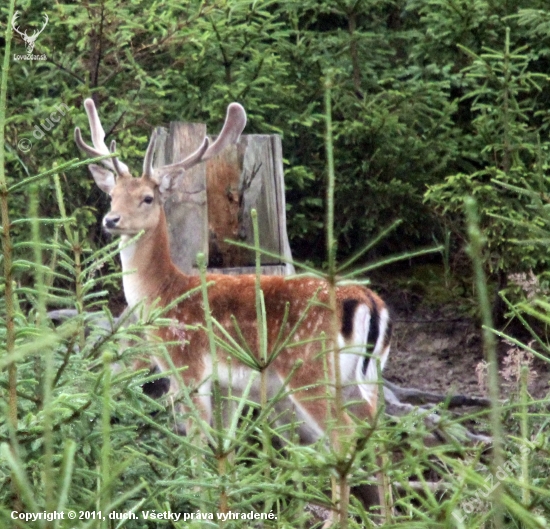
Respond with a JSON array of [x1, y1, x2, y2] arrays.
[[379, 284, 550, 401]]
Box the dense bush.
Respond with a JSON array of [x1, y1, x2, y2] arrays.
[[3, 0, 547, 270]]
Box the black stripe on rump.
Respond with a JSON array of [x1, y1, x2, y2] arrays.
[[384, 319, 393, 348], [341, 299, 359, 340], [362, 296, 380, 375]]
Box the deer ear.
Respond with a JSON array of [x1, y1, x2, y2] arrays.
[[155, 170, 180, 201], [89, 164, 116, 193], [150, 162, 184, 197]]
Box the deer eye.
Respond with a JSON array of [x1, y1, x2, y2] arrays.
[[142, 195, 154, 205]]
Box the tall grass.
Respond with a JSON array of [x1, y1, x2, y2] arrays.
[[1, 0, 18, 447]]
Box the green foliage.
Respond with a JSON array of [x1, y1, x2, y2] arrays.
[[3, 2, 550, 528], [424, 18, 550, 275], [4, 0, 550, 271]]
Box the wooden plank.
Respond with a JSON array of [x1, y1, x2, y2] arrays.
[[238, 135, 295, 275], [238, 135, 278, 264], [270, 135, 295, 275], [154, 122, 208, 274]]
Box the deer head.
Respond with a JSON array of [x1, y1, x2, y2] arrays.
[[74, 98, 246, 237], [11, 11, 48, 54]]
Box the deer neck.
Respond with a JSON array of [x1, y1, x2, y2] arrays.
[[119, 210, 179, 309]]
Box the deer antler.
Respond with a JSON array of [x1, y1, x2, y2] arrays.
[[11, 11, 26, 38], [142, 103, 246, 183], [30, 13, 49, 40], [74, 99, 130, 177], [203, 103, 247, 159]]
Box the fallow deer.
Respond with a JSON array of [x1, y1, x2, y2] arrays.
[[74, 95, 391, 462]]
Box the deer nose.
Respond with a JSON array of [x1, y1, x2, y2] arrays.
[[104, 214, 121, 230]]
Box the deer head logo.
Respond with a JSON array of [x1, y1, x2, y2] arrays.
[[11, 11, 48, 54]]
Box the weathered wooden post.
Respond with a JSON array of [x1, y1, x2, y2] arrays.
[[153, 120, 294, 276]]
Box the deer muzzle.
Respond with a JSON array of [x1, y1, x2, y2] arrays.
[[103, 214, 121, 231]]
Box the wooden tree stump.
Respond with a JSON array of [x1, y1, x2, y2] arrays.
[[153, 121, 294, 276]]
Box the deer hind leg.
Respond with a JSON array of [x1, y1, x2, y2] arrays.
[[320, 301, 392, 526], [351, 302, 391, 421], [352, 303, 394, 520], [289, 393, 353, 529], [282, 362, 355, 528], [335, 301, 391, 423]]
